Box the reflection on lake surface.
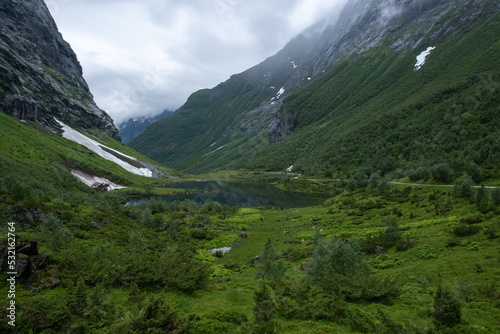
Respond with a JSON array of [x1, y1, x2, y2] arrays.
[[155, 181, 328, 209]]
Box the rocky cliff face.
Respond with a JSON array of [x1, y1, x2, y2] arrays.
[[0, 0, 119, 139]]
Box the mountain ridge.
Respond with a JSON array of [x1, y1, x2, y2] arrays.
[[118, 110, 174, 144], [130, 0, 500, 175]]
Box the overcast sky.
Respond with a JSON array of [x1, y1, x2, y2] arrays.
[[45, 0, 348, 125]]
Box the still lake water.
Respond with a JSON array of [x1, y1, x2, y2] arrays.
[[155, 181, 328, 209]]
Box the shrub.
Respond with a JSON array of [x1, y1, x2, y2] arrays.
[[395, 238, 415, 252], [41, 214, 74, 252], [460, 214, 484, 225], [452, 224, 480, 237]]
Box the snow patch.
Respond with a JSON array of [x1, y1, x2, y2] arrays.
[[210, 142, 217, 147], [291, 60, 298, 69], [276, 87, 285, 99], [71, 169, 126, 191], [56, 119, 153, 177], [307, 77, 312, 81], [286, 165, 294, 173], [215, 144, 227, 151], [414, 46, 436, 70], [209, 247, 231, 255]]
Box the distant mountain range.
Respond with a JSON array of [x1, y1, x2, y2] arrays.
[[130, 0, 500, 180], [118, 110, 173, 144]]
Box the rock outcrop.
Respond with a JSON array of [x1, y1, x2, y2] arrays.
[[0, 239, 59, 291], [0, 0, 119, 139]]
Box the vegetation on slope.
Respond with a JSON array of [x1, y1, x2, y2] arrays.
[[2, 157, 500, 332], [239, 14, 500, 181]]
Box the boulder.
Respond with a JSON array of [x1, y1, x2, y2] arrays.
[[17, 240, 39, 256]]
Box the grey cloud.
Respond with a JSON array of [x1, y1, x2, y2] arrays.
[[45, 0, 348, 124]]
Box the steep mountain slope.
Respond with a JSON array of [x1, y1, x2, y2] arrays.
[[130, 0, 500, 176], [0, 0, 119, 139], [241, 13, 500, 178], [119, 110, 174, 144], [0, 0, 175, 193]]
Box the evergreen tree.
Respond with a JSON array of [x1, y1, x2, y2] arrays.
[[141, 208, 154, 228], [465, 162, 482, 183], [129, 231, 148, 254], [433, 286, 461, 328], [453, 175, 473, 198], [368, 172, 382, 189], [253, 282, 276, 322], [378, 176, 392, 192], [432, 163, 454, 183], [475, 184, 490, 213], [491, 187, 500, 208], [309, 236, 368, 289], [253, 282, 279, 334], [167, 222, 180, 241], [256, 240, 286, 283], [383, 216, 403, 248], [70, 277, 88, 316]]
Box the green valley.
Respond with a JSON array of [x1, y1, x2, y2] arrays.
[[1, 0, 500, 333]]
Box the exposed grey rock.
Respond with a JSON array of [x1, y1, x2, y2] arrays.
[[92, 221, 102, 230], [0, 0, 119, 139], [240, 231, 248, 238], [268, 110, 299, 145], [29, 253, 49, 274], [249, 256, 259, 265]]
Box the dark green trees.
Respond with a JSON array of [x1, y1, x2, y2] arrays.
[[256, 240, 286, 283], [453, 175, 474, 198], [475, 184, 490, 213], [433, 287, 462, 329]]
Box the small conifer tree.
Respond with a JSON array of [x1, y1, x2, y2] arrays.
[[433, 286, 461, 328]]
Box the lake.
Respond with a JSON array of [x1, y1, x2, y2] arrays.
[[153, 180, 328, 209]]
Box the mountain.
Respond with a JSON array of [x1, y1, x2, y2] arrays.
[[118, 110, 174, 144], [0, 0, 175, 194], [130, 0, 500, 177], [0, 0, 119, 139]]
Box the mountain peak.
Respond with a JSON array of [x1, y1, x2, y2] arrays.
[[0, 0, 119, 139]]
